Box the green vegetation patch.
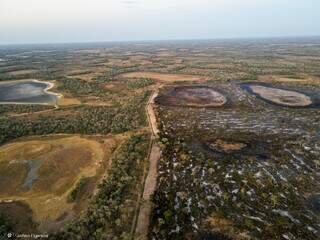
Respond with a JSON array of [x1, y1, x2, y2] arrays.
[[0, 92, 149, 145], [126, 78, 155, 89], [0, 105, 53, 116], [57, 78, 104, 96]]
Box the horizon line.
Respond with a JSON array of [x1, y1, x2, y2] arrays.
[[1, 35, 320, 47]]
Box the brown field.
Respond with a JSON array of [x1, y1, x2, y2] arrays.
[[208, 139, 247, 153], [128, 55, 153, 65], [258, 75, 320, 84], [66, 67, 106, 81], [66, 69, 93, 76], [8, 69, 39, 75], [83, 99, 113, 106], [67, 72, 101, 81], [57, 96, 81, 106], [156, 51, 176, 57], [0, 134, 124, 231], [120, 71, 209, 82], [105, 58, 132, 67], [104, 82, 130, 93]]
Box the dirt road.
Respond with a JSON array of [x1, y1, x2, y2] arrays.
[[134, 87, 161, 240]]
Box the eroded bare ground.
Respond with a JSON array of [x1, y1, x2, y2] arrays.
[[150, 81, 320, 239]]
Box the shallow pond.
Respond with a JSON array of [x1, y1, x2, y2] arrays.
[[242, 83, 314, 107], [22, 159, 42, 190], [0, 80, 59, 105]]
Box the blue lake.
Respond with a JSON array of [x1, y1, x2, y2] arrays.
[[0, 80, 59, 105]]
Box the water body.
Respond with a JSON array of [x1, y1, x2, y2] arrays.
[[22, 159, 42, 190], [0, 80, 59, 105], [241, 83, 316, 108]]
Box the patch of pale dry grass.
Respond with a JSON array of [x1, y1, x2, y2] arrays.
[[120, 71, 208, 82], [258, 75, 320, 84], [57, 96, 81, 106], [8, 69, 38, 75], [0, 134, 124, 228]]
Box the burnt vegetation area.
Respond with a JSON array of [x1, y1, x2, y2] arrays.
[[150, 81, 320, 239]]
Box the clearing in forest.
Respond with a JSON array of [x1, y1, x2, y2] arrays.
[[120, 71, 208, 82]]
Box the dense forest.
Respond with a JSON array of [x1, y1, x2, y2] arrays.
[[0, 92, 149, 145], [0, 105, 53, 116]]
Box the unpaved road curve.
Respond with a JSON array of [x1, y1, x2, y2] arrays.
[[134, 87, 161, 240], [146, 89, 160, 138]]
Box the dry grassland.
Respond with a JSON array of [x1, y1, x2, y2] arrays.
[[258, 75, 320, 84], [8, 69, 39, 76], [120, 71, 208, 82], [0, 134, 125, 231]]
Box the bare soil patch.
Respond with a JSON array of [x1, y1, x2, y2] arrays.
[[8, 69, 38, 76], [128, 56, 153, 65], [258, 75, 320, 84], [105, 58, 133, 67], [57, 96, 81, 106], [83, 99, 113, 107], [66, 69, 93, 76], [208, 140, 247, 153], [120, 72, 208, 82], [66, 67, 106, 81]]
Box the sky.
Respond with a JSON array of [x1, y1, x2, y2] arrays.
[[0, 0, 319, 45]]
